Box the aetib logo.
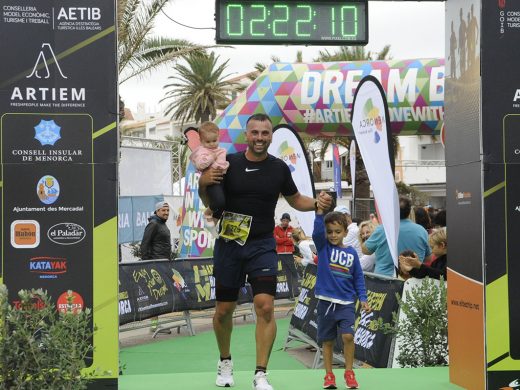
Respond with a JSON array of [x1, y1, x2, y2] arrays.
[[11, 220, 40, 248], [29, 256, 67, 279]]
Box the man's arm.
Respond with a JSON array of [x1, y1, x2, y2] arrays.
[[198, 167, 224, 207], [285, 190, 331, 212], [361, 241, 374, 255]]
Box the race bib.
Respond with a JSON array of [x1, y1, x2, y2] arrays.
[[219, 211, 252, 246]]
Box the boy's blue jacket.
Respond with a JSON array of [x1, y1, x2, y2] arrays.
[[312, 214, 368, 303]]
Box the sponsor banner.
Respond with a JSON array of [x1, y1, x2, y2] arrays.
[[277, 254, 300, 299], [269, 126, 316, 236], [0, 0, 118, 384], [480, 0, 520, 386], [352, 76, 399, 270], [353, 275, 404, 368], [215, 58, 444, 154], [178, 164, 216, 258], [118, 257, 299, 325], [290, 265, 319, 342]]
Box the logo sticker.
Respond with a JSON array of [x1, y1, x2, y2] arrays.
[[11, 220, 40, 248], [29, 257, 67, 279], [56, 291, 84, 314], [34, 119, 61, 146], [37, 175, 60, 204], [47, 223, 86, 245], [26, 43, 68, 79]]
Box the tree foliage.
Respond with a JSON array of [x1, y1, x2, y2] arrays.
[[117, 0, 211, 84], [161, 51, 242, 125], [0, 286, 96, 389], [373, 277, 448, 367]]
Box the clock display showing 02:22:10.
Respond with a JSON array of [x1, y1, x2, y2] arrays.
[[216, 0, 368, 45]]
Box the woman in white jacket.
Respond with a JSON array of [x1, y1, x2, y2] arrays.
[[291, 228, 316, 267]]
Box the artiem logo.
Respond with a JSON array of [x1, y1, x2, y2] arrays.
[[29, 256, 67, 279], [34, 119, 61, 146], [360, 98, 384, 143], [56, 290, 84, 314], [277, 140, 300, 172], [47, 222, 86, 245], [500, 378, 520, 390], [37, 175, 60, 205], [11, 220, 40, 248], [11, 43, 86, 105]]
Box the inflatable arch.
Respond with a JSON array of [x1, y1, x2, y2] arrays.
[[178, 58, 445, 257], [215, 58, 445, 153]]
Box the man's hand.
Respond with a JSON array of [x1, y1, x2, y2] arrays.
[[361, 301, 372, 313], [316, 191, 332, 212], [198, 167, 224, 188]]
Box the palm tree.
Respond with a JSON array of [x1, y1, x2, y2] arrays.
[[118, 0, 211, 84], [313, 45, 393, 219], [161, 51, 242, 125]]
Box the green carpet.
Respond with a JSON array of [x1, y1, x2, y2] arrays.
[[120, 318, 463, 390]]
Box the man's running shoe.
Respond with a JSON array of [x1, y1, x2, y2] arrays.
[[323, 372, 337, 389], [344, 370, 358, 389], [252, 371, 273, 390], [216, 359, 234, 387]]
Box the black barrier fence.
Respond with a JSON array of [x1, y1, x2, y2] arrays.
[[118, 255, 299, 326], [289, 266, 404, 368]]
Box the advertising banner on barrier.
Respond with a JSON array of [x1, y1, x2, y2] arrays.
[[354, 275, 404, 368], [290, 267, 403, 368], [118, 257, 298, 325], [0, 0, 118, 387]]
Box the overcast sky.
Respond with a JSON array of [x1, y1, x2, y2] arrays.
[[119, 0, 445, 113]]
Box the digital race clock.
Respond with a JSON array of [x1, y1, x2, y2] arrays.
[[215, 0, 368, 45]]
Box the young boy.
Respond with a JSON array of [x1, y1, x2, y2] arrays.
[[312, 208, 371, 389]]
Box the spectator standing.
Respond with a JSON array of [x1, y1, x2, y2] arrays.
[[333, 205, 362, 259], [198, 113, 332, 390], [358, 220, 377, 272], [273, 213, 295, 254], [291, 228, 316, 267], [414, 207, 433, 233], [312, 210, 370, 389], [140, 201, 172, 333], [140, 201, 172, 260], [400, 227, 447, 280], [362, 196, 432, 277]]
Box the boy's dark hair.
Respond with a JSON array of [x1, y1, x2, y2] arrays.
[[246, 113, 272, 125], [324, 211, 349, 230], [399, 196, 412, 219]]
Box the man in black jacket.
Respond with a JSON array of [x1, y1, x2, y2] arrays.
[[140, 201, 171, 260]]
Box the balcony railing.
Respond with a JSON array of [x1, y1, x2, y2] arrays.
[[396, 160, 445, 167]]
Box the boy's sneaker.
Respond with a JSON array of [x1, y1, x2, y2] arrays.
[[216, 359, 234, 387], [323, 372, 337, 389], [344, 370, 358, 389], [252, 371, 273, 390]]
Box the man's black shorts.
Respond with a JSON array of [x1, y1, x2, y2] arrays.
[[213, 237, 278, 290]]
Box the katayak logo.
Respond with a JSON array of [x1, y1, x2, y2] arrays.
[[34, 119, 61, 146], [29, 256, 67, 279], [277, 140, 300, 172]]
